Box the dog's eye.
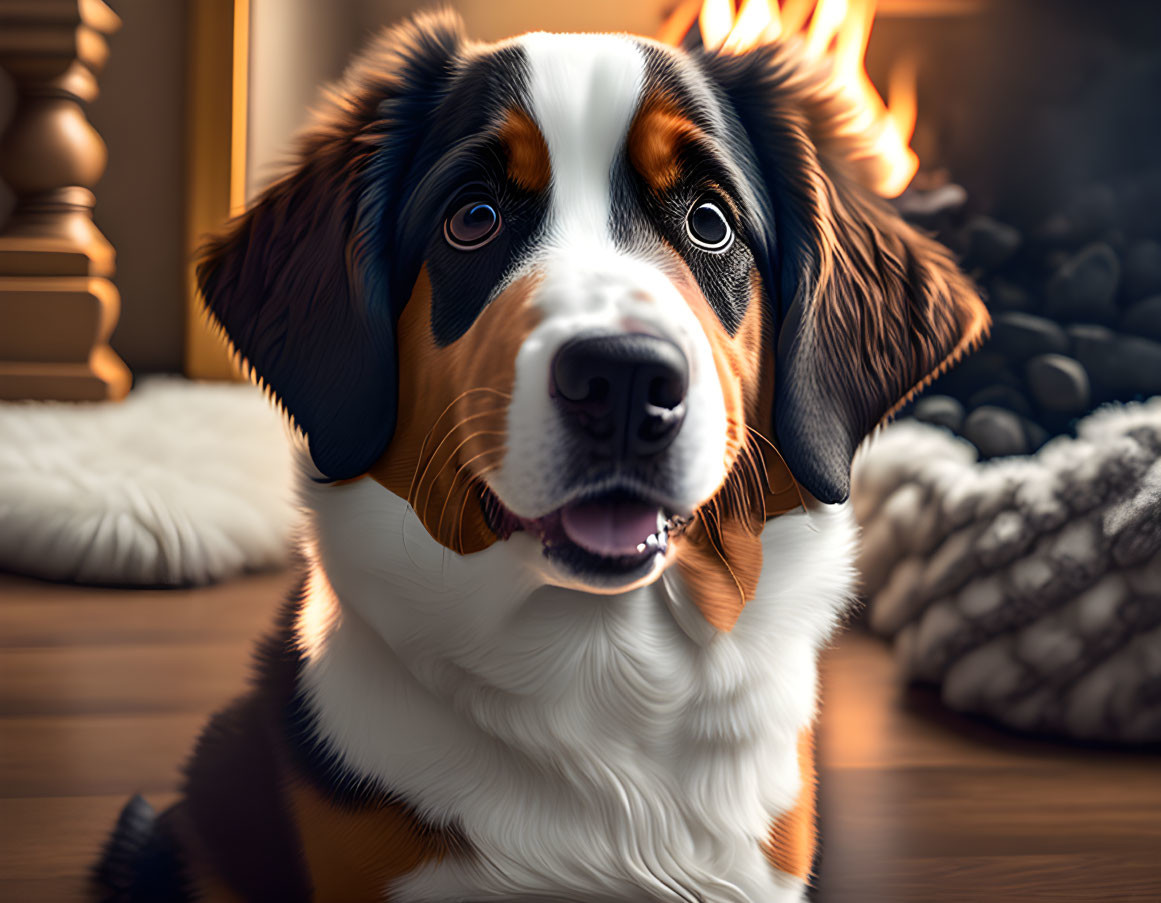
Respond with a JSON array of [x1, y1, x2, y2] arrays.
[[686, 201, 732, 252], [444, 200, 502, 250]]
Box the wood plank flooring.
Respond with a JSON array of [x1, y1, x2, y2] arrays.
[[816, 626, 1161, 902], [1, 570, 1158, 901]]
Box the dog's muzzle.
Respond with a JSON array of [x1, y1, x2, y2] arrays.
[[551, 333, 689, 464]]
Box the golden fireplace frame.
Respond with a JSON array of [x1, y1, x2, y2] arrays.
[[184, 0, 249, 380]]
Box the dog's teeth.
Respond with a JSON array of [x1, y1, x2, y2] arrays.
[[646, 534, 659, 550], [659, 530, 668, 551], [636, 542, 647, 553]]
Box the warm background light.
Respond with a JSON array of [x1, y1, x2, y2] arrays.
[[669, 0, 921, 197]]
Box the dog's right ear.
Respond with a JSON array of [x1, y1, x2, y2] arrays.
[[702, 44, 988, 505], [196, 11, 464, 480]]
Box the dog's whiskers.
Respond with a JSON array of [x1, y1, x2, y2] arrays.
[[696, 498, 748, 605], [416, 427, 506, 525], [744, 425, 807, 510], [408, 406, 507, 505], [453, 461, 503, 554], [434, 447, 505, 548]]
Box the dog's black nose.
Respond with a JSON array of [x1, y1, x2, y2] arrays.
[[552, 334, 688, 461]]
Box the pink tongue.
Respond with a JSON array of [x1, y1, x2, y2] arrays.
[[560, 498, 661, 558]]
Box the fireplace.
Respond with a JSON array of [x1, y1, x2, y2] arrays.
[[669, 0, 1161, 458], [887, 0, 1161, 457]]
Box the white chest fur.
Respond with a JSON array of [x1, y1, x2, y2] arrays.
[[298, 474, 857, 902]]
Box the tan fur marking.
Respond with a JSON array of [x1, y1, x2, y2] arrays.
[[814, 188, 991, 427], [763, 727, 817, 882], [287, 777, 465, 901], [670, 260, 804, 632], [369, 267, 541, 553], [627, 93, 708, 192], [498, 106, 551, 193]]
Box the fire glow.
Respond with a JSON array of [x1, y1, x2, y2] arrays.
[[662, 0, 920, 197]]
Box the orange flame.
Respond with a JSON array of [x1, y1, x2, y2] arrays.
[[663, 0, 919, 197]]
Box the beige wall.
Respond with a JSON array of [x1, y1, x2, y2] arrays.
[[88, 0, 191, 373], [353, 0, 673, 44], [247, 0, 362, 199]]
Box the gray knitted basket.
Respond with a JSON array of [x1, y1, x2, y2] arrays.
[[851, 399, 1161, 743]]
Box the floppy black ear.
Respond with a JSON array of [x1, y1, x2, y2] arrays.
[[704, 46, 989, 504], [196, 12, 464, 480]]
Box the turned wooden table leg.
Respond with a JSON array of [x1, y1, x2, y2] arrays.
[[0, 0, 131, 401]]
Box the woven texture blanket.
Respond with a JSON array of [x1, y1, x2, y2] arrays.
[[852, 400, 1161, 743]]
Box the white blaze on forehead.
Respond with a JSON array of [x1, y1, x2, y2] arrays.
[[520, 33, 645, 244], [493, 35, 728, 525]]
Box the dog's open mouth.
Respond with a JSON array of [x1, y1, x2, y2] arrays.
[[482, 487, 690, 577]]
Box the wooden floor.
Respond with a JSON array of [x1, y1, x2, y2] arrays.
[[1, 572, 1158, 902]]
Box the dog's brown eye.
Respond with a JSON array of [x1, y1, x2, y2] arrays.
[[444, 200, 501, 250], [686, 201, 732, 252]]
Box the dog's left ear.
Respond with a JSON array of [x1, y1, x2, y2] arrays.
[[196, 11, 464, 480], [703, 46, 989, 504]]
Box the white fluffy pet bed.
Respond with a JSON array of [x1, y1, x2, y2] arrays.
[[852, 400, 1161, 743], [0, 377, 296, 586]]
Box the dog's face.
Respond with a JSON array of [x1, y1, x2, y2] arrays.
[[368, 33, 778, 598], [199, 13, 987, 626]]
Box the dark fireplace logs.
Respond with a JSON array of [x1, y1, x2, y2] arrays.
[[898, 175, 1161, 459], [884, 0, 1161, 458]]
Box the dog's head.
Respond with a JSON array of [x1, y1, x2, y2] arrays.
[[199, 12, 987, 627]]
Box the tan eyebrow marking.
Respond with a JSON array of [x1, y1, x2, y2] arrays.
[[627, 92, 708, 193], [497, 106, 551, 193]]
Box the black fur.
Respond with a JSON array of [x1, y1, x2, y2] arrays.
[[702, 44, 985, 504], [94, 578, 465, 900], [393, 45, 551, 346], [196, 13, 467, 481], [616, 41, 775, 337], [93, 796, 191, 903]]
